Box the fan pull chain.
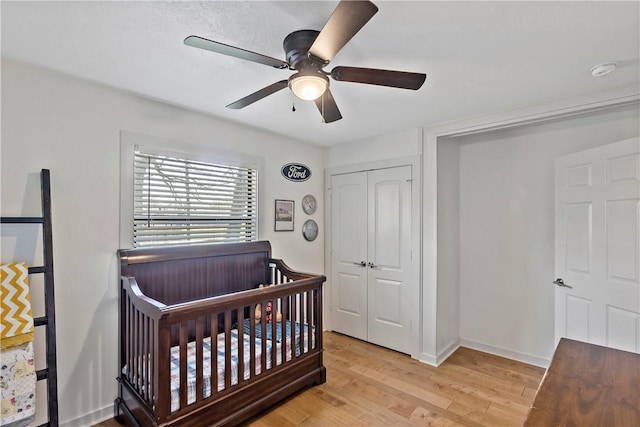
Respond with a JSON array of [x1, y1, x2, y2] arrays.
[[321, 94, 325, 123], [292, 93, 296, 112]]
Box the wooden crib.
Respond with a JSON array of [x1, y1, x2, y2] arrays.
[[114, 241, 326, 426]]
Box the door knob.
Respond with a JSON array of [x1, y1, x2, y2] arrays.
[[353, 261, 366, 267], [553, 278, 573, 289], [368, 262, 378, 269]]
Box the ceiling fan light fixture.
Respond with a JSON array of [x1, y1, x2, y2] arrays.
[[289, 71, 329, 101]]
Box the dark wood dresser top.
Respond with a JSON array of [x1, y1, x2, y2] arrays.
[[524, 338, 640, 426]]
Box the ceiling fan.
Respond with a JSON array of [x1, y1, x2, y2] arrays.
[[184, 0, 426, 123]]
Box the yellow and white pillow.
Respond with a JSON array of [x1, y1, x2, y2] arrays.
[[1, 263, 34, 349]]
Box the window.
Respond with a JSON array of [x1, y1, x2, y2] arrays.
[[133, 148, 258, 247]]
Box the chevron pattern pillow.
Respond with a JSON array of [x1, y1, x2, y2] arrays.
[[1, 263, 34, 349]]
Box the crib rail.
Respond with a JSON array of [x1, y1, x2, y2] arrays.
[[118, 262, 324, 424]]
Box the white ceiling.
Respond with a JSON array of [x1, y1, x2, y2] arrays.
[[2, 1, 638, 146]]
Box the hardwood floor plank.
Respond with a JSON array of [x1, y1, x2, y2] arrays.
[[321, 381, 418, 426], [409, 407, 468, 427], [95, 332, 543, 427], [447, 349, 543, 389], [349, 364, 454, 409], [447, 401, 488, 425]]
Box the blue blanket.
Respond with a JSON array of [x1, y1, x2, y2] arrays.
[[241, 319, 311, 343]]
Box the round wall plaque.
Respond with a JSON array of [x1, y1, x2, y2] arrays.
[[302, 194, 317, 215], [302, 219, 319, 242]]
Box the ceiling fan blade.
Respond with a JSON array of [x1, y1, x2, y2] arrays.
[[185, 35, 289, 69], [331, 66, 426, 90], [226, 80, 289, 109], [314, 89, 342, 123], [308, 1, 378, 65]]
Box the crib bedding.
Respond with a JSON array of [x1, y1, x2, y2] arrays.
[[241, 319, 314, 354], [169, 324, 311, 412], [125, 323, 311, 413]]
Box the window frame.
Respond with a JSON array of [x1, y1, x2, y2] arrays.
[[120, 131, 262, 249]]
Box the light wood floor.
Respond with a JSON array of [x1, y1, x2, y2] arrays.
[[95, 331, 545, 427]]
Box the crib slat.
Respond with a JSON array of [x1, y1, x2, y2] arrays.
[[260, 307, 267, 373], [291, 295, 297, 359], [134, 309, 140, 392], [298, 292, 304, 357], [306, 289, 312, 352], [179, 322, 188, 409], [249, 306, 256, 377], [237, 308, 244, 384], [279, 296, 286, 364], [126, 297, 132, 391], [142, 315, 148, 399], [315, 287, 323, 353], [195, 317, 204, 402], [224, 311, 232, 389], [271, 305, 277, 369], [149, 318, 155, 408], [211, 315, 218, 396], [156, 323, 171, 419]]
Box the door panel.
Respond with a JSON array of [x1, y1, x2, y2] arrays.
[[555, 137, 640, 353], [372, 180, 402, 267], [367, 166, 412, 353], [565, 295, 591, 342], [335, 273, 364, 315], [607, 199, 638, 282], [370, 278, 403, 327], [564, 202, 592, 274], [331, 172, 368, 340]]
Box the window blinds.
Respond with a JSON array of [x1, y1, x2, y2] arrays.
[[133, 149, 258, 247]]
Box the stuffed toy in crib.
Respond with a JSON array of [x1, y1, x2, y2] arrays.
[[255, 284, 282, 323]]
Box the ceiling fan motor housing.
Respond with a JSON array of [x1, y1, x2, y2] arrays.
[[283, 30, 323, 71]]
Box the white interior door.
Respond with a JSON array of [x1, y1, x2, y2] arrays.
[[555, 137, 640, 353], [367, 166, 412, 353], [330, 172, 368, 340], [330, 166, 412, 353]]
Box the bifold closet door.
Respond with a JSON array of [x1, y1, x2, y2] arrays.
[[366, 166, 412, 353], [330, 171, 369, 340], [330, 166, 412, 353]]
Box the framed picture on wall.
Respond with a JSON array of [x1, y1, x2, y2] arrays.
[[274, 199, 295, 231]]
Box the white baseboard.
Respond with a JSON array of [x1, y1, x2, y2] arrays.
[[417, 339, 460, 367], [459, 337, 550, 368], [61, 404, 113, 427], [417, 352, 438, 366], [435, 339, 460, 366]]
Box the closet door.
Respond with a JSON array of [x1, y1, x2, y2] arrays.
[[330, 172, 368, 340], [330, 166, 412, 353], [367, 166, 412, 353]]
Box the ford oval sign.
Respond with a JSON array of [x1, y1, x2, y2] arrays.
[[281, 163, 311, 182]]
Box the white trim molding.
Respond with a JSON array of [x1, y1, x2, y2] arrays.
[[459, 338, 550, 369]]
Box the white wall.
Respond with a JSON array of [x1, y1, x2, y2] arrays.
[[327, 128, 422, 167], [452, 104, 640, 364], [0, 60, 327, 426]]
